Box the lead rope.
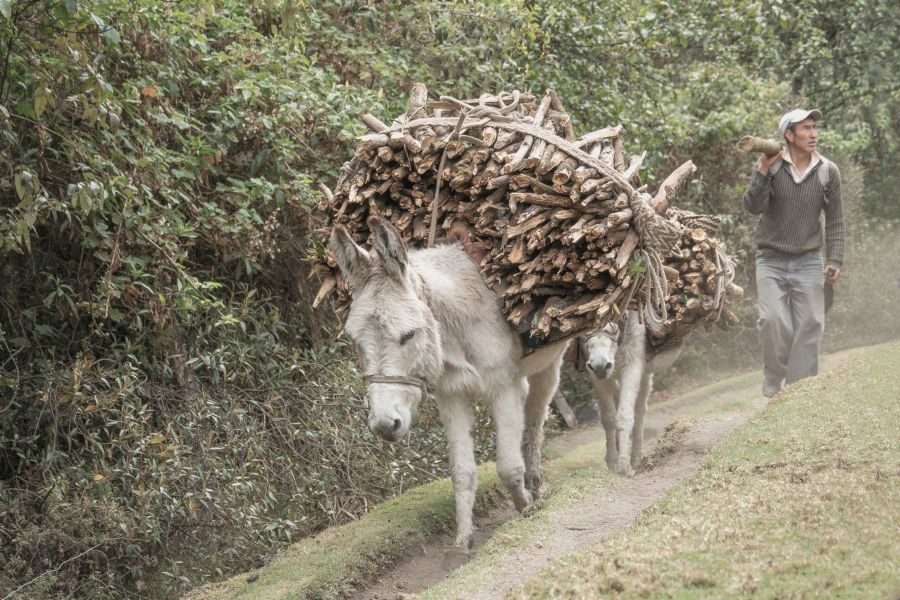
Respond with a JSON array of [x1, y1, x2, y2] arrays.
[[364, 374, 430, 402]]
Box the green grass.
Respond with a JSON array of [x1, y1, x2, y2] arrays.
[[515, 342, 900, 599]]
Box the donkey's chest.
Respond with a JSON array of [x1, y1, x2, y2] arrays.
[[437, 355, 485, 399]]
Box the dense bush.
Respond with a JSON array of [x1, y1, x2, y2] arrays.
[[1, 0, 897, 598], [0, 2, 538, 596]]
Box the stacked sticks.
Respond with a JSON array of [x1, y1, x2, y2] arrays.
[[313, 85, 740, 349]]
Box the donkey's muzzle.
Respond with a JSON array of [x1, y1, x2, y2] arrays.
[[369, 415, 406, 442], [587, 359, 614, 379]]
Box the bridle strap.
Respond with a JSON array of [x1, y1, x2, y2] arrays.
[[364, 374, 430, 401]]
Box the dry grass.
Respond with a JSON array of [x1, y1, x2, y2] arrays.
[[515, 342, 900, 599], [639, 419, 692, 471]]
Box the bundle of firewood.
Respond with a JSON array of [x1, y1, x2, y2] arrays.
[[312, 84, 739, 350], [649, 208, 742, 351]]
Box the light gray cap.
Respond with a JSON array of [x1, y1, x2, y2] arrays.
[[779, 108, 823, 136]]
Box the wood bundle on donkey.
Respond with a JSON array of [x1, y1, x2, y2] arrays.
[[311, 84, 742, 351]]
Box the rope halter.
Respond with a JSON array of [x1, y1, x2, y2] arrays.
[[363, 374, 430, 402]]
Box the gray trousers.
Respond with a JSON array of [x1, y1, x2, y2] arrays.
[[755, 250, 826, 386]]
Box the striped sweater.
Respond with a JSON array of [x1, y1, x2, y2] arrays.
[[742, 157, 845, 266]]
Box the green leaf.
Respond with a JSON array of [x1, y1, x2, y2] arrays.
[[628, 258, 647, 276], [103, 27, 120, 45], [33, 86, 48, 118], [34, 324, 55, 336], [14, 174, 25, 200], [0, 0, 10, 20]]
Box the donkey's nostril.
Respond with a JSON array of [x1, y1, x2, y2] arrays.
[[392, 418, 402, 432]]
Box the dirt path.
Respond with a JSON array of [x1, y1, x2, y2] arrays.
[[462, 403, 764, 599], [353, 380, 766, 600]]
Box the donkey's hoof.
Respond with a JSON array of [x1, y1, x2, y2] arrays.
[[525, 473, 543, 500], [512, 488, 533, 513], [443, 546, 471, 570], [616, 461, 635, 477], [522, 500, 542, 518]]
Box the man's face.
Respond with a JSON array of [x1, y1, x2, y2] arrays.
[[785, 118, 819, 154]]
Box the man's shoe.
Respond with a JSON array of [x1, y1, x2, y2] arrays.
[[762, 381, 781, 398]]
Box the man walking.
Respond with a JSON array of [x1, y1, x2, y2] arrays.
[[743, 109, 845, 397]]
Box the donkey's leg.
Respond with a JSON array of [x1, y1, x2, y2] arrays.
[[491, 379, 532, 512], [522, 355, 564, 499], [630, 371, 653, 471], [615, 355, 643, 477], [437, 395, 477, 550], [592, 377, 619, 471]]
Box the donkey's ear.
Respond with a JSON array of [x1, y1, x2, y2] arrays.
[[606, 322, 620, 335], [329, 225, 373, 291], [368, 216, 408, 281]]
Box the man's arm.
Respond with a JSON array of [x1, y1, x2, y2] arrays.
[[742, 154, 779, 214], [823, 161, 845, 283]]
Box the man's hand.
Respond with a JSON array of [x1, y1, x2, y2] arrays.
[[758, 152, 781, 175], [824, 265, 842, 285]]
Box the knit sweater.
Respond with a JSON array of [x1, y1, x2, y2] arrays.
[[742, 156, 845, 266]]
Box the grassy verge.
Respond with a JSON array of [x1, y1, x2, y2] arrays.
[[185, 436, 616, 599], [419, 441, 616, 600], [183, 464, 508, 600], [516, 342, 900, 599]]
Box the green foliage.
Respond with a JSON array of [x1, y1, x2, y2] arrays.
[[0, 1, 453, 597]]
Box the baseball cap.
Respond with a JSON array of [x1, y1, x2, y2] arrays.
[[778, 108, 823, 136]]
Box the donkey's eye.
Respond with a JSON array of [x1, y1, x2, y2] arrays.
[[400, 330, 416, 345]]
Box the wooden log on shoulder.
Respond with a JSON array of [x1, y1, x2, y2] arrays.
[[737, 135, 782, 156]]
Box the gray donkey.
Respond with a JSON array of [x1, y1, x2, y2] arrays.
[[330, 217, 567, 552], [583, 310, 683, 476]]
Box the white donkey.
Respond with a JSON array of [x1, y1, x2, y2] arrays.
[[583, 310, 682, 476], [329, 217, 567, 552]]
